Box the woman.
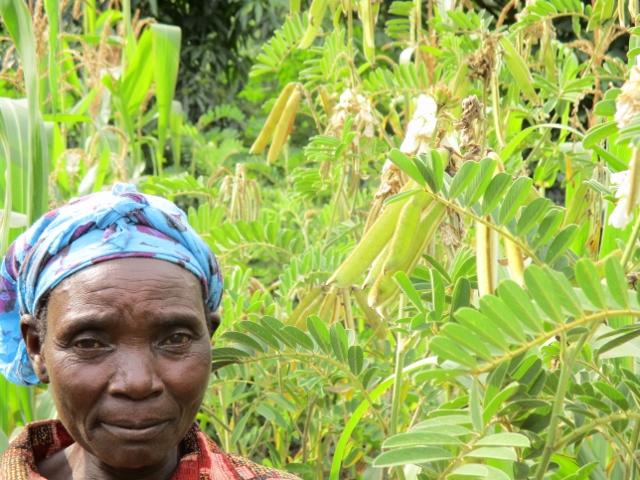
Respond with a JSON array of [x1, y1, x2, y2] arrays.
[[0, 184, 299, 480]]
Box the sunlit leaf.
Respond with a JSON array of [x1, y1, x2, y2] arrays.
[[467, 446, 517, 461], [476, 433, 530, 447], [373, 447, 454, 467], [575, 258, 607, 309], [604, 256, 630, 308], [382, 432, 463, 447]]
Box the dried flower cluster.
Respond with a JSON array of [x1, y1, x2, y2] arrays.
[[328, 88, 375, 141], [469, 34, 497, 83], [454, 95, 484, 154]]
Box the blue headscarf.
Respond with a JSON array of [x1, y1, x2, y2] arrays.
[[0, 183, 223, 386]]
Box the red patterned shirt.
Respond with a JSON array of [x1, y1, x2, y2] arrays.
[[0, 420, 300, 480]]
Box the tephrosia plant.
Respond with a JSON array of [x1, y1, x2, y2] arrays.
[[201, 1, 640, 479]]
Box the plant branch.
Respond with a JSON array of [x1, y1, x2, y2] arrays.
[[555, 412, 640, 450], [421, 188, 542, 265], [534, 323, 599, 480], [237, 352, 389, 435]]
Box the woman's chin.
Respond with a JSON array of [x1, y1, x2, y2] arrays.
[[92, 445, 175, 472], [80, 423, 180, 472]]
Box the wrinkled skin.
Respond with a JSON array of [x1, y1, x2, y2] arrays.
[[21, 258, 219, 480]]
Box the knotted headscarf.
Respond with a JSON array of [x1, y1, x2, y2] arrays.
[[0, 183, 223, 386]]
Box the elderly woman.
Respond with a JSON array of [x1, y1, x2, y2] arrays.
[[0, 184, 299, 480]]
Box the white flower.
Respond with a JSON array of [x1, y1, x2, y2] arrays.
[[610, 196, 632, 228], [615, 66, 640, 129], [400, 95, 438, 155], [611, 170, 630, 196], [609, 154, 640, 228]]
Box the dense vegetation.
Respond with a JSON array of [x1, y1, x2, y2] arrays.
[[1, 0, 640, 479]]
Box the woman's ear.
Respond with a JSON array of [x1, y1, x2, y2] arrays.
[[20, 314, 49, 384], [206, 311, 221, 337]]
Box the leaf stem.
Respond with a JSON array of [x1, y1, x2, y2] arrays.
[[390, 297, 407, 480], [421, 188, 542, 265], [534, 323, 598, 480], [301, 395, 318, 463], [554, 411, 640, 451], [628, 417, 640, 478], [324, 165, 347, 249], [622, 211, 640, 272], [238, 351, 389, 434], [491, 68, 505, 149]]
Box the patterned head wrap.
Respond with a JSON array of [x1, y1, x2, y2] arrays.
[[0, 183, 223, 386]]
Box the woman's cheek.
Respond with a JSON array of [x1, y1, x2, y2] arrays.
[[163, 347, 211, 400], [47, 353, 109, 415]]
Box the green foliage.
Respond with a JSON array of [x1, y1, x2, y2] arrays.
[[2, 0, 640, 479]]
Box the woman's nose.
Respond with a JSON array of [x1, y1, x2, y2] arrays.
[[107, 347, 164, 400]]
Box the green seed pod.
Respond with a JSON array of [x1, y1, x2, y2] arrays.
[[267, 87, 302, 164], [250, 83, 295, 155], [298, 0, 329, 49], [327, 185, 416, 288], [476, 219, 498, 297], [360, 0, 375, 64], [369, 202, 446, 308], [287, 286, 323, 327], [363, 244, 389, 289], [318, 287, 339, 322], [318, 85, 333, 117], [383, 192, 432, 274]]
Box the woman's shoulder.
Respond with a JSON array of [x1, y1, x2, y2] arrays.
[[224, 452, 301, 480], [187, 424, 301, 480], [0, 420, 72, 480]]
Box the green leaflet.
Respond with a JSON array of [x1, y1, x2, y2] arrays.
[[466, 446, 517, 461], [382, 431, 463, 447], [329, 322, 349, 363], [373, 446, 453, 467], [476, 433, 530, 447], [463, 158, 497, 207], [481, 173, 511, 216], [388, 148, 426, 187], [575, 258, 608, 310], [449, 160, 480, 200], [524, 265, 565, 323], [604, 256, 630, 308], [498, 176, 533, 226], [220, 331, 266, 354], [545, 225, 580, 264]]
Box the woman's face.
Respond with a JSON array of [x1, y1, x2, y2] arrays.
[[28, 258, 213, 472]]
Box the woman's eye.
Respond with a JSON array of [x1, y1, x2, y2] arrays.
[[162, 334, 191, 345], [74, 339, 103, 349]]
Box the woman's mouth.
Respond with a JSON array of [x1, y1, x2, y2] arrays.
[[100, 420, 169, 441]]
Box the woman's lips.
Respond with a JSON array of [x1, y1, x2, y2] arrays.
[[100, 420, 169, 441]]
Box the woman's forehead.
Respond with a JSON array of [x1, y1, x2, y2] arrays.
[[59, 257, 201, 285], [49, 258, 205, 311]]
